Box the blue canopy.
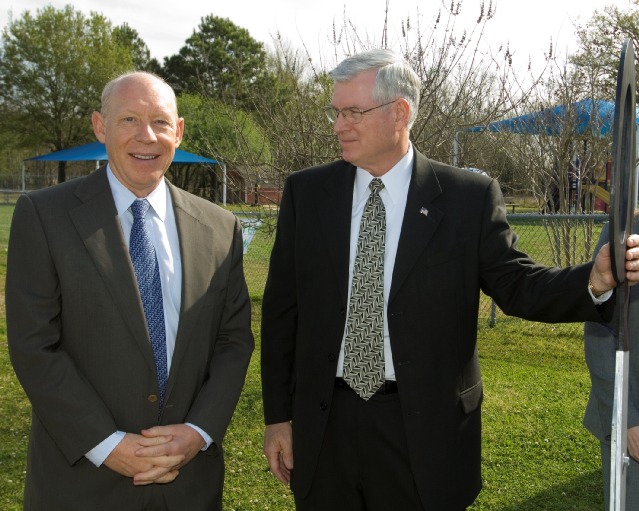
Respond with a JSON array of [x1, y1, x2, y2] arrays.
[[464, 99, 634, 137], [26, 141, 219, 164]]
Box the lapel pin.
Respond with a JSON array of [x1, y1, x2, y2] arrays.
[[419, 207, 429, 217]]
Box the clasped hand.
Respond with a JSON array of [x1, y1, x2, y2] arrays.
[[104, 424, 206, 485]]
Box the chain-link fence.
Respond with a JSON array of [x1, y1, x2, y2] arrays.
[[482, 213, 608, 325], [240, 212, 610, 325], [0, 190, 22, 205]]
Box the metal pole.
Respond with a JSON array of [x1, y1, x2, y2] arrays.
[[453, 131, 460, 167], [222, 163, 227, 206], [608, 37, 636, 511]]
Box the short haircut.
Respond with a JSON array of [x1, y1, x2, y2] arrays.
[[330, 49, 421, 129]]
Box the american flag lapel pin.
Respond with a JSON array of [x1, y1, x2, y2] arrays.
[[420, 207, 429, 217]]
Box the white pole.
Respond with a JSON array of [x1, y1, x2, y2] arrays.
[[222, 163, 227, 206]]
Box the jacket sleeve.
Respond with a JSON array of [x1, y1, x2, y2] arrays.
[[6, 194, 118, 465], [261, 176, 298, 425], [183, 215, 255, 443]]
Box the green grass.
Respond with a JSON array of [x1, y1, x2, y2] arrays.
[[471, 320, 602, 510], [0, 204, 607, 510]]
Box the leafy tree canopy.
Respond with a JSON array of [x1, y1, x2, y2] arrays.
[[572, 1, 639, 98], [177, 93, 271, 165], [163, 15, 271, 110], [113, 22, 162, 73], [0, 4, 134, 165]]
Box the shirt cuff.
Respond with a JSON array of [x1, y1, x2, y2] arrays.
[[185, 423, 213, 450], [85, 430, 126, 467], [589, 287, 613, 304]]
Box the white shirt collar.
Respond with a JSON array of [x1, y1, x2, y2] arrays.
[[354, 144, 414, 206], [106, 164, 168, 222]]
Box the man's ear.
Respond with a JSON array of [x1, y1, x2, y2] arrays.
[[175, 117, 185, 148], [92, 111, 106, 143], [395, 98, 411, 128]]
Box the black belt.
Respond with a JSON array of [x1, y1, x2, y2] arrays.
[[334, 377, 398, 394]]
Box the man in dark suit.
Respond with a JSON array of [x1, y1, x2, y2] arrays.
[[6, 72, 254, 510], [584, 220, 639, 508], [260, 49, 639, 510]]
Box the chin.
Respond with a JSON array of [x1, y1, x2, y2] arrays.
[[340, 150, 356, 163]]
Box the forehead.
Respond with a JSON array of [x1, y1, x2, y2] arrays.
[[332, 69, 377, 107], [108, 77, 177, 115]]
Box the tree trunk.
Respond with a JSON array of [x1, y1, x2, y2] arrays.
[[57, 160, 67, 183]]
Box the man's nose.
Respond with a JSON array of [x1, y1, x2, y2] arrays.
[[136, 122, 158, 142], [333, 112, 349, 133]]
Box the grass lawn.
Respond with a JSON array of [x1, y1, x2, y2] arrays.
[[0, 203, 606, 510]]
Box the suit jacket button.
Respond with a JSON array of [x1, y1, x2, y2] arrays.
[[319, 401, 328, 411], [147, 394, 158, 403], [328, 353, 336, 362]]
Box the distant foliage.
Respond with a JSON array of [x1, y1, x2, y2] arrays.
[[0, 5, 134, 181], [162, 15, 271, 111]]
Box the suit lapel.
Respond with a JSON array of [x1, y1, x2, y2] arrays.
[[316, 163, 356, 304], [166, 184, 215, 390], [315, 156, 443, 304], [68, 168, 156, 373], [390, 152, 444, 302]]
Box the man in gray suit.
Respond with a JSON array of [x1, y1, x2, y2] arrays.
[[6, 72, 254, 510], [585, 220, 639, 509]]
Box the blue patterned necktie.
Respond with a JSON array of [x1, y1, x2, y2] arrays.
[[129, 199, 168, 409], [343, 178, 386, 400]]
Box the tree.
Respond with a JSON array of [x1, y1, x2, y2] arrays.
[[572, 1, 639, 99], [169, 93, 271, 201], [113, 22, 162, 73], [251, 40, 337, 174], [244, 1, 541, 180], [162, 15, 270, 109], [0, 5, 133, 182], [468, 60, 612, 266]]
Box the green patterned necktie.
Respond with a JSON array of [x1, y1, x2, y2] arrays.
[[343, 178, 386, 400]]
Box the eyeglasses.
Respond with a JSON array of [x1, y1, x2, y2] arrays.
[[324, 100, 398, 124]]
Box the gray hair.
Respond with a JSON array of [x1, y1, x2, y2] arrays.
[[330, 49, 421, 129], [101, 71, 177, 116]]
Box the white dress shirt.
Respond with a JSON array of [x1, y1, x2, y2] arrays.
[[85, 166, 210, 467], [334, 145, 607, 382], [337, 145, 414, 381], [108, 166, 182, 365]]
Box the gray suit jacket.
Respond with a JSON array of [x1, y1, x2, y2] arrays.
[[6, 167, 254, 510], [584, 222, 639, 441]]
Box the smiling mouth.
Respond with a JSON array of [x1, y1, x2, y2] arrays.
[[132, 154, 159, 160]]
